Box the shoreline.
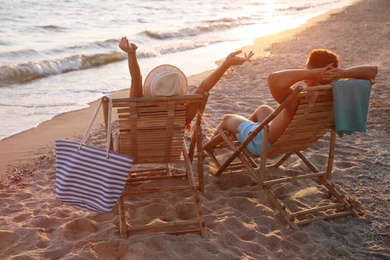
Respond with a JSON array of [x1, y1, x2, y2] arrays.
[[1, 0, 389, 259], [0, 4, 354, 177]]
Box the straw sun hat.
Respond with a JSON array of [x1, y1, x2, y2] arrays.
[[144, 64, 188, 97]]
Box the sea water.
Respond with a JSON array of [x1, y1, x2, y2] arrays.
[[0, 0, 354, 140]]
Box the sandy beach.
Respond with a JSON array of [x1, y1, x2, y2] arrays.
[[1, 0, 389, 259]]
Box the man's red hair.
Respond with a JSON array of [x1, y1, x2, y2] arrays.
[[306, 49, 340, 68]]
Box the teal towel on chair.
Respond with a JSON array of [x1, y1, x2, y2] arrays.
[[332, 80, 371, 137]]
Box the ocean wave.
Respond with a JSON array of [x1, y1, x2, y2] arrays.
[[157, 40, 224, 55], [35, 25, 68, 32], [65, 39, 119, 51], [0, 52, 125, 86], [278, 4, 311, 12], [278, 1, 333, 12], [0, 49, 40, 59], [0, 37, 228, 86], [142, 18, 254, 40], [0, 102, 76, 108]]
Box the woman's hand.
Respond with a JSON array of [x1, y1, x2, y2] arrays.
[[224, 50, 254, 67], [119, 37, 138, 54]]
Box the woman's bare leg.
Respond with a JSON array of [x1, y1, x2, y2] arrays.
[[119, 37, 143, 97]]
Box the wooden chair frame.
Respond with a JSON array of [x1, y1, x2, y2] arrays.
[[203, 84, 359, 230], [102, 92, 209, 238]]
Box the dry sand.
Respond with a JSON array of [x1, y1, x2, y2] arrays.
[[1, 0, 389, 259]]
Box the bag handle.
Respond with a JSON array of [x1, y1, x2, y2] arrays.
[[78, 97, 113, 159], [105, 97, 113, 158]]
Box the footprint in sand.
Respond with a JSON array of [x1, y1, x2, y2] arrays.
[[63, 218, 98, 241], [0, 231, 19, 255]]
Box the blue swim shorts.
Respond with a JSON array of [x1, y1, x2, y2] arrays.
[[236, 121, 271, 156]]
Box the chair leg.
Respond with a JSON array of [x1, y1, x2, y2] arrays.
[[197, 154, 205, 192], [212, 129, 255, 176], [265, 187, 300, 230], [321, 178, 359, 217], [196, 129, 205, 192], [113, 132, 119, 152], [204, 149, 222, 168], [117, 196, 127, 238], [295, 151, 319, 173], [191, 187, 209, 238], [270, 153, 292, 168], [326, 130, 337, 178], [258, 125, 270, 187], [183, 141, 209, 238]]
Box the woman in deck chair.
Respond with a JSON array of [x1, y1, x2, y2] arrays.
[[212, 49, 378, 156], [119, 36, 254, 128]]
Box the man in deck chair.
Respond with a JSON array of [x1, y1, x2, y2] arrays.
[[212, 49, 378, 156], [119, 36, 254, 130]]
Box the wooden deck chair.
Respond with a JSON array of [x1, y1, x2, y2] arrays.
[[102, 92, 209, 238], [203, 84, 360, 230]]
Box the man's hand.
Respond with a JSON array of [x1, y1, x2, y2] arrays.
[[320, 63, 340, 82]]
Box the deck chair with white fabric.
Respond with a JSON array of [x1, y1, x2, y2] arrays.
[[102, 92, 209, 238], [203, 80, 371, 230]]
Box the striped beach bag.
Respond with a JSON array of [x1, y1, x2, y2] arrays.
[[55, 97, 133, 213]]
